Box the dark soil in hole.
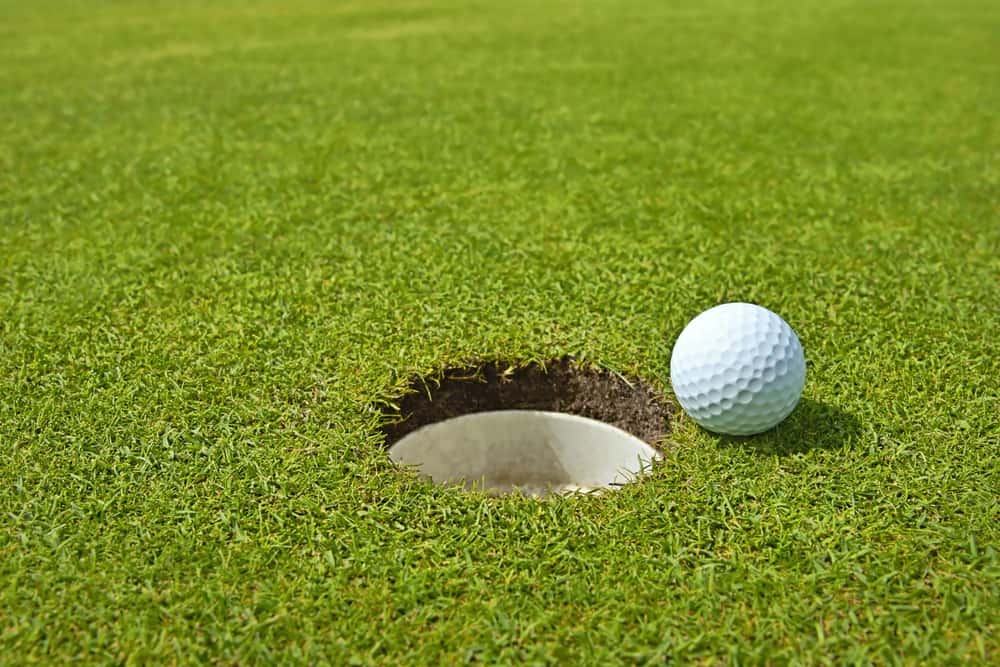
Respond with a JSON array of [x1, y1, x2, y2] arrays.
[[381, 358, 673, 448]]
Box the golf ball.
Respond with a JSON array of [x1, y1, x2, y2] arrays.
[[670, 303, 806, 436]]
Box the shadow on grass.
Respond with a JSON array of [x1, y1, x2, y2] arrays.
[[712, 398, 860, 456]]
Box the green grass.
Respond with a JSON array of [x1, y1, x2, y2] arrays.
[[2, 0, 998, 663]]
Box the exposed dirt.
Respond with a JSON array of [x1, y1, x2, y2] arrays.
[[381, 358, 674, 448]]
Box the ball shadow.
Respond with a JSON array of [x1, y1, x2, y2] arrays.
[[712, 398, 861, 456]]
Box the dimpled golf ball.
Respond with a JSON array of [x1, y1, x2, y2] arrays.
[[670, 303, 806, 436]]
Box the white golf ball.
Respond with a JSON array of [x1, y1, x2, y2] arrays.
[[670, 303, 806, 436]]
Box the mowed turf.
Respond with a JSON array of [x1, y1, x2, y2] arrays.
[[2, 0, 998, 663]]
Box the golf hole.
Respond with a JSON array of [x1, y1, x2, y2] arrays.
[[381, 359, 673, 497]]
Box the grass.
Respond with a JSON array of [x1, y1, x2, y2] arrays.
[[1, 0, 998, 663]]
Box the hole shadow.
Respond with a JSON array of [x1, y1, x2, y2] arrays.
[[379, 358, 675, 449], [712, 398, 861, 456]]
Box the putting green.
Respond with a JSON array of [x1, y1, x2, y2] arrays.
[[1, 0, 997, 663]]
